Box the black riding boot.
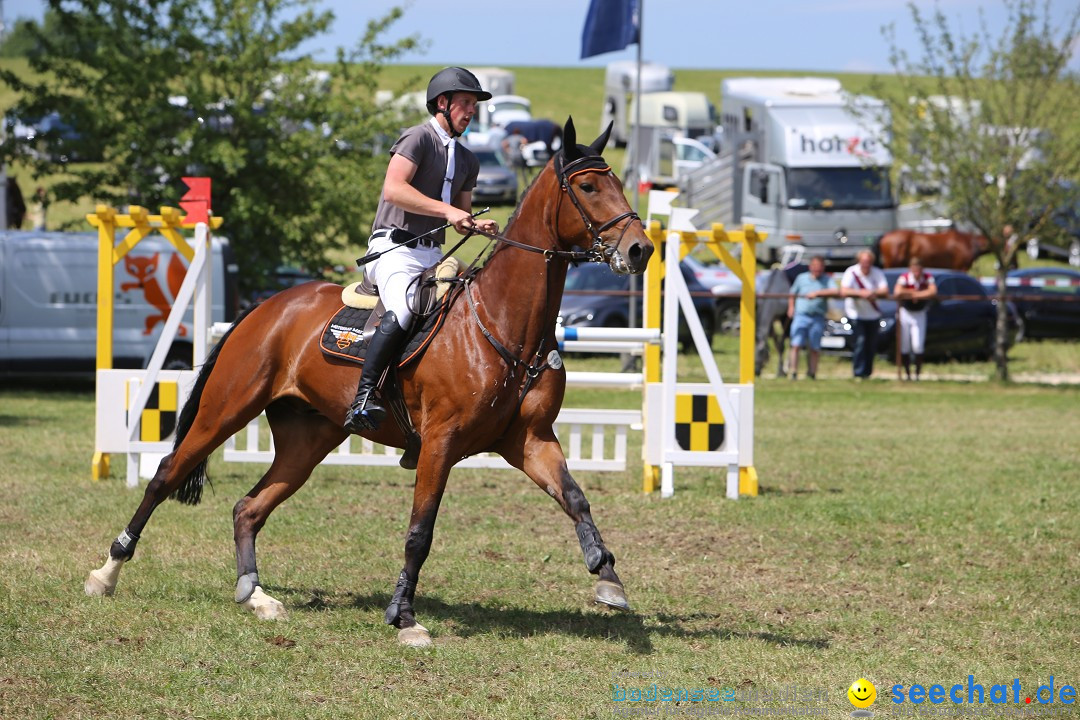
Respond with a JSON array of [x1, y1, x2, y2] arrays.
[[344, 311, 408, 433]]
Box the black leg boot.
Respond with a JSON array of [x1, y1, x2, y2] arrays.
[[344, 311, 408, 433]]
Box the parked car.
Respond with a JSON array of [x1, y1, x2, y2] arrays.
[[246, 266, 318, 306], [980, 267, 1080, 340], [685, 256, 813, 336], [471, 145, 518, 205], [683, 255, 742, 335], [821, 268, 1018, 360], [558, 261, 715, 348]]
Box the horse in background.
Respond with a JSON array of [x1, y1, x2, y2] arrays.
[[876, 229, 991, 271], [754, 263, 804, 378]]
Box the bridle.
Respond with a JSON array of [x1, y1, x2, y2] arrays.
[[468, 149, 642, 264], [554, 151, 641, 265]]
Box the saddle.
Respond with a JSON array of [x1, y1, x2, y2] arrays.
[[319, 256, 462, 367], [318, 256, 464, 470]]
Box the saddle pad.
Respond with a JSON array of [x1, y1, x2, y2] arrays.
[[319, 299, 449, 368]]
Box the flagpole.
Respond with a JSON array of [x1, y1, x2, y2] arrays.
[[626, 0, 642, 354], [631, 0, 643, 214]]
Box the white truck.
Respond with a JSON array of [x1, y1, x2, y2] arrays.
[[0, 230, 239, 374], [624, 91, 718, 189], [679, 77, 896, 266], [601, 60, 675, 146]]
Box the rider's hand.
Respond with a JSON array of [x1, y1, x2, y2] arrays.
[[475, 218, 499, 235], [447, 208, 474, 234]]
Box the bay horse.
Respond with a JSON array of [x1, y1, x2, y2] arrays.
[[84, 118, 653, 648], [876, 229, 990, 271]]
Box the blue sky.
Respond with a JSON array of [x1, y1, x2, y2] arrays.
[[3, 0, 1078, 73]]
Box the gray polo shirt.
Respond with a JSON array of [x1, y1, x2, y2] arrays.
[[371, 121, 480, 244]]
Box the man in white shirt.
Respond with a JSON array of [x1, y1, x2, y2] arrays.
[[840, 249, 888, 379]]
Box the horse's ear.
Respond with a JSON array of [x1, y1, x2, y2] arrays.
[[563, 117, 578, 159], [590, 121, 613, 155]]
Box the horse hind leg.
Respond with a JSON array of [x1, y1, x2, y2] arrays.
[[85, 373, 274, 598], [233, 403, 347, 621]]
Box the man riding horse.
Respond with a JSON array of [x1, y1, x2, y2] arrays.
[[345, 67, 501, 433]]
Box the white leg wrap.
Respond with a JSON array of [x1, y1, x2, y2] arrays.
[[242, 586, 288, 620], [85, 557, 126, 597]]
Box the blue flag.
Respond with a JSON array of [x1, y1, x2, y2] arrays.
[[580, 0, 639, 59]]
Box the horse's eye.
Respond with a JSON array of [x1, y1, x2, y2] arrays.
[[580, 182, 596, 193]]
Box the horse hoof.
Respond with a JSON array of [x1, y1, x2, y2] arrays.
[[397, 623, 432, 648], [595, 579, 631, 611], [84, 569, 115, 597], [243, 587, 288, 621]]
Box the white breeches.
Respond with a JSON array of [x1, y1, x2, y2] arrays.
[[364, 234, 444, 327], [899, 307, 928, 355]]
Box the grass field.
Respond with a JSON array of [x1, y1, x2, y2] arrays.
[[1, 364, 1078, 719]]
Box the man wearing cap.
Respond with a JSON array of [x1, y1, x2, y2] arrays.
[[345, 67, 500, 433]]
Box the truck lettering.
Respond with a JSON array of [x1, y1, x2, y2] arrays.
[[800, 134, 877, 157], [49, 291, 97, 305]]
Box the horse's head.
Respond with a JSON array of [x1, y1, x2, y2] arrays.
[[552, 117, 653, 274]]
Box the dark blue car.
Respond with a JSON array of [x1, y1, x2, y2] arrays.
[[822, 269, 1018, 360], [558, 262, 716, 348], [981, 267, 1080, 340]]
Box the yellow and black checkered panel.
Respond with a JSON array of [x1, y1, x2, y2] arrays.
[[674, 393, 724, 452], [127, 381, 178, 442]]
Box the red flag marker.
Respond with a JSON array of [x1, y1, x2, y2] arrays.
[[180, 177, 211, 224]]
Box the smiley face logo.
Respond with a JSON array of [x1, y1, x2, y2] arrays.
[[848, 678, 877, 709]]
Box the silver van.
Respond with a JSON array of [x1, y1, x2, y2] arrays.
[[0, 230, 239, 373]]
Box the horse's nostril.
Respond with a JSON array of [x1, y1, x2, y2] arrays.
[[626, 241, 653, 269]]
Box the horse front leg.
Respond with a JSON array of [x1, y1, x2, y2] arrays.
[[384, 445, 455, 648], [501, 427, 629, 611]]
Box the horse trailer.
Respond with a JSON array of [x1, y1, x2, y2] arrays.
[[601, 60, 675, 147], [679, 77, 897, 267]]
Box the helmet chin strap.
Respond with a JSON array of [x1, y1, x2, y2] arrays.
[[441, 93, 462, 138]]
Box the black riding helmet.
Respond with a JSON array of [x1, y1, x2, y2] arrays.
[[425, 67, 492, 137]]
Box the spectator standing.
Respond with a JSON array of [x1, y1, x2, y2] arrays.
[[786, 256, 837, 379], [501, 129, 528, 186], [840, 249, 888, 379], [893, 256, 937, 381]]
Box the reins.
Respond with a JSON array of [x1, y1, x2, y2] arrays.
[[445, 149, 643, 414]]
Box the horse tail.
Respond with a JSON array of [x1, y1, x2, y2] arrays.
[[872, 233, 884, 266], [169, 303, 260, 506]]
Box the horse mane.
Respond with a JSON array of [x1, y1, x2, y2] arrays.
[[168, 302, 260, 505]]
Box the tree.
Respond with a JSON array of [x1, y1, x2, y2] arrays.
[[0, 0, 422, 294], [871, 0, 1080, 380]]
